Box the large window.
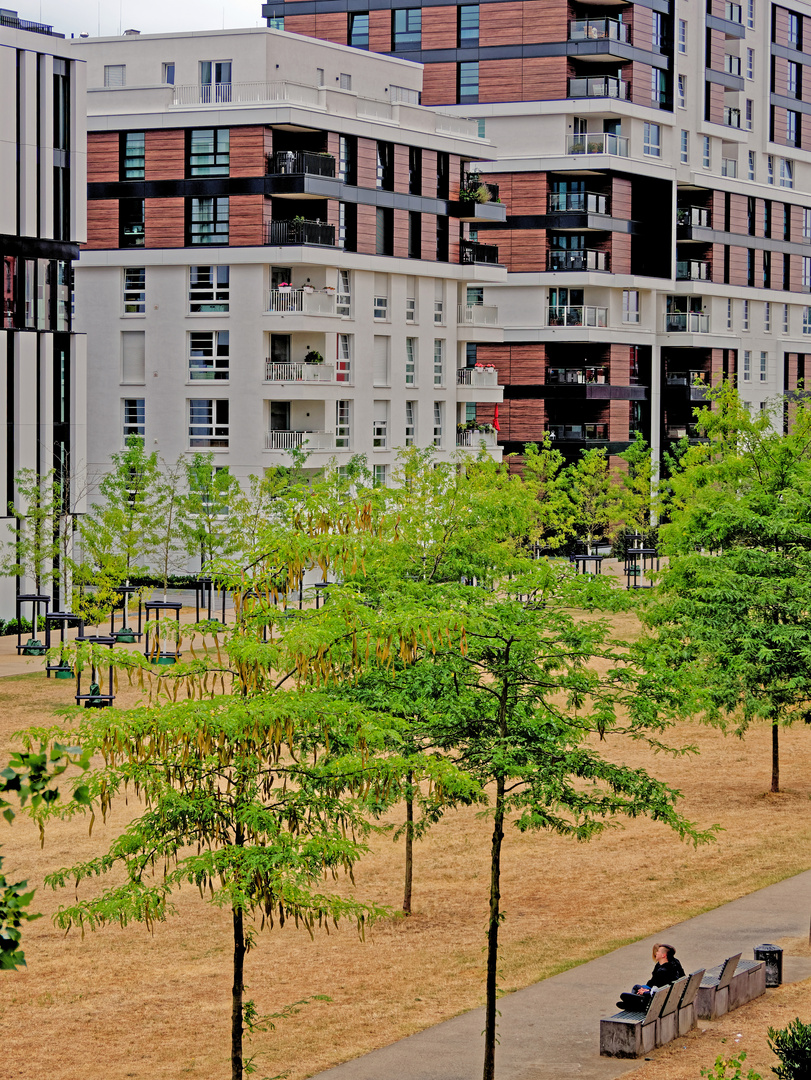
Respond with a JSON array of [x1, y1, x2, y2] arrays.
[[787, 110, 799, 146], [458, 5, 479, 45], [121, 132, 145, 180], [622, 290, 640, 323], [780, 158, 794, 188], [189, 399, 229, 447], [336, 400, 351, 449], [189, 266, 230, 312], [188, 197, 229, 245], [392, 9, 421, 49], [376, 208, 393, 256], [337, 270, 351, 317], [123, 398, 145, 441], [337, 334, 352, 382], [458, 61, 479, 103], [200, 60, 232, 102], [643, 122, 661, 156], [189, 331, 230, 381], [124, 268, 145, 314], [349, 13, 369, 47], [376, 142, 394, 190], [120, 199, 145, 247], [188, 129, 230, 177]]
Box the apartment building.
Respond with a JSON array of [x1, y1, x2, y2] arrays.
[[71, 28, 506, 485], [0, 10, 87, 612], [263, 0, 811, 463]]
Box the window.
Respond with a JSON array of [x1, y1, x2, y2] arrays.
[[437, 153, 450, 199], [678, 19, 687, 51], [764, 302, 771, 332], [337, 334, 352, 382], [458, 4, 479, 45], [373, 402, 388, 448], [405, 401, 416, 446], [434, 299, 444, 324], [722, 157, 737, 178], [336, 400, 351, 448], [743, 300, 749, 329], [727, 299, 733, 329], [436, 215, 449, 261], [374, 294, 388, 320], [458, 62, 479, 103], [746, 99, 753, 131], [189, 399, 229, 448], [703, 136, 711, 169], [121, 331, 145, 383], [622, 290, 640, 323], [651, 68, 667, 104], [337, 270, 351, 317], [123, 398, 144, 441], [188, 197, 229, 245], [190, 266, 229, 312], [267, 14, 283, 29], [780, 158, 793, 188], [652, 12, 663, 48], [405, 338, 417, 385], [316, 68, 324, 86], [747, 48, 754, 79], [678, 75, 686, 109], [376, 142, 393, 190], [748, 151, 756, 180], [763, 250, 771, 288], [200, 60, 232, 102], [409, 211, 421, 259], [162, 62, 175, 85], [767, 155, 774, 184], [760, 352, 768, 382], [409, 147, 422, 196], [189, 330, 229, 381], [804, 257, 811, 289], [104, 64, 126, 87], [339, 73, 352, 90], [788, 61, 799, 95], [467, 286, 484, 306], [433, 402, 443, 447], [349, 13, 369, 48], [189, 129, 229, 177], [805, 208, 811, 240], [743, 350, 751, 381], [643, 122, 661, 157], [433, 339, 445, 386], [804, 307, 811, 334], [784, 304, 790, 334], [373, 337, 390, 386], [392, 9, 421, 49], [121, 132, 145, 180], [406, 296, 416, 323], [120, 199, 144, 247], [477, 119, 486, 139], [747, 0, 754, 28], [124, 268, 145, 314], [788, 12, 800, 47], [787, 110, 799, 146], [373, 465, 388, 487]]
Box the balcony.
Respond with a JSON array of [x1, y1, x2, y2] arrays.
[[677, 206, 711, 228], [265, 430, 335, 451], [0, 11, 56, 34], [546, 305, 608, 327], [569, 18, 629, 42], [266, 220, 336, 247], [265, 289, 337, 315], [547, 367, 609, 385], [546, 423, 608, 441], [568, 76, 628, 99], [663, 313, 710, 333], [264, 361, 336, 383], [567, 132, 629, 156], [172, 81, 321, 107], [676, 260, 711, 281], [267, 151, 336, 178], [665, 371, 711, 400], [547, 249, 608, 272], [723, 106, 741, 128], [666, 424, 703, 439], [461, 173, 499, 203], [456, 427, 499, 448], [548, 191, 609, 215], [457, 367, 500, 388], [461, 240, 500, 265], [457, 304, 499, 326]]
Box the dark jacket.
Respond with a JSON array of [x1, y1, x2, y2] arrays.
[[648, 958, 685, 989]]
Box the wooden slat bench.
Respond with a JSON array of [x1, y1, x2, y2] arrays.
[[599, 984, 670, 1058]]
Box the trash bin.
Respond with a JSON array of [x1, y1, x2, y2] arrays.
[[754, 944, 783, 987]]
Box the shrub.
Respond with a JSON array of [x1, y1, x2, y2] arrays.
[[701, 1052, 762, 1080], [768, 1018, 811, 1079]]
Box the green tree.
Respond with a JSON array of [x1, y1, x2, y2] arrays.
[[564, 448, 617, 554], [180, 453, 241, 573], [612, 434, 654, 544], [151, 456, 188, 600], [2, 467, 60, 596], [522, 438, 574, 551]]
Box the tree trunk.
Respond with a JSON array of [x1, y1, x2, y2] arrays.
[[403, 772, 414, 915], [772, 721, 780, 794], [483, 772, 506, 1080], [232, 904, 246, 1080]]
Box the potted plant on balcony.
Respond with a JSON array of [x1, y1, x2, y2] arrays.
[[277, 281, 292, 294], [302, 284, 315, 294], [304, 350, 324, 365], [459, 173, 492, 204]]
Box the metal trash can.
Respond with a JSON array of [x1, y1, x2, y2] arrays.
[[754, 943, 783, 987]]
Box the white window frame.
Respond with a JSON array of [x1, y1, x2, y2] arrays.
[[337, 334, 352, 383], [677, 75, 686, 109], [189, 265, 229, 313], [405, 401, 416, 446], [189, 398, 230, 448], [622, 290, 640, 324], [678, 19, 687, 52], [680, 130, 689, 163], [743, 350, 751, 382], [336, 270, 351, 317], [433, 401, 443, 447], [764, 302, 771, 332], [434, 299, 444, 325], [406, 296, 416, 323], [760, 351, 768, 383], [803, 257, 811, 289], [643, 121, 661, 157], [767, 155, 774, 185], [336, 399, 351, 448], [743, 300, 749, 330], [748, 151, 756, 181], [189, 330, 230, 382], [433, 339, 445, 387], [104, 64, 126, 88], [123, 267, 145, 314], [727, 299, 733, 329], [803, 307, 811, 334], [780, 158, 793, 188], [373, 295, 388, 320], [405, 337, 417, 386], [747, 48, 754, 80], [123, 398, 144, 442], [784, 304, 790, 334], [703, 136, 711, 169]]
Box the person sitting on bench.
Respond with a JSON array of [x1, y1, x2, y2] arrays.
[[616, 944, 685, 1011]]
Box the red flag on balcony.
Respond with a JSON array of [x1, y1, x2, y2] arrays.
[[493, 404, 501, 433]]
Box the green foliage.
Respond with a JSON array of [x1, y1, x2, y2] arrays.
[[522, 439, 574, 551], [768, 1017, 811, 1079], [700, 1051, 762, 1080], [563, 448, 618, 552], [613, 434, 654, 540], [180, 453, 241, 571], [1, 467, 62, 594]]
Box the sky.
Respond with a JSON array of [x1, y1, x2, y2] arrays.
[[12, 0, 265, 38]]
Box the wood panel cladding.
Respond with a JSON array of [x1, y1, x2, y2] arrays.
[[629, 61, 652, 108], [786, 353, 800, 393], [501, 172, 547, 215], [356, 138, 378, 189], [144, 130, 184, 182], [790, 253, 804, 291], [480, 59, 524, 102], [422, 6, 456, 50], [706, 28, 725, 71], [728, 245, 748, 287], [85, 199, 118, 248], [145, 197, 184, 248], [393, 144, 410, 195], [611, 177, 632, 220], [422, 150, 438, 199], [284, 13, 316, 37], [393, 208, 409, 259], [478, 343, 545, 386], [501, 399, 546, 441], [609, 344, 631, 385], [229, 126, 268, 178], [314, 12, 347, 44], [802, 113, 811, 150], [369, 10, 391, 52], [608, 400, 630, 441], [729, 194, 748, 234], [356, 204, 377, 255], [521, 1, 567, 42], [229, 194, 265, 246], [480, 2, 523, 47], [421, 62, 457, 106], [610, 232, 631, 275], [710, 348, 724, 386], [772, 6, 797, 51], [712, 190, 726, 229], [522, 57, 568, 101], [87, 132, 119, 183], [706, 83, 725, 125], [631, 4, 653, 50]]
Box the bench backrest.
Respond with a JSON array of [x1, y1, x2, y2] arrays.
[[679, 969, 706, 1009], [717, 953, 742, 990], [641, 984, 670, 1026], [659, 975, 689, 1017]]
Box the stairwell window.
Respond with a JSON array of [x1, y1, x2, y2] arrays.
[[743, 300, 749, 329], [760, 352, 768, 382], [433, 402, 443, 447], [764, 302, 771, 332], [433, 339, 445, 386], [337, 270, 351, 317], [337, 334, 352, 383], [677, 76, 685, 109], [703, 136, 711, 168], [336, 400, 351, 448], [678, 19, 687, 52], [643, 122, 660, 157]]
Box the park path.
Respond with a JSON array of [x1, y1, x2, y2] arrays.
[[308, 869, 811, 1080]]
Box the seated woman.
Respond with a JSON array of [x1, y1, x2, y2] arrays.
[[616, 944, 685, 1011]]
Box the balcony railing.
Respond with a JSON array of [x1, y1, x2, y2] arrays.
[[462, 173, 500, 202], [0, 12, 56, 34], [461, 240, 500, 265], [266, 220, 336, 247], [172, 81, 321, 106], [265, 430, 335, 450], [548, 191, 609, 214], [546, 305, 608, 327], [457, 304, 499, 326], [457, 367, 500, 387], [724, 54, 742, 75], [569, 18, 629, 42], [456, 428, 498, 448], [676, 260, 711, 281], [666, 424, 703, 439], [568, 76, 627, 99], [546, 424, 609, 441], [547, 367, 609, 384], [724, 106, 741, 127], [547, 249, 608, 272], [268, 151, 336, 177], [567, 132, 629, 156], [265, 289, 337, 315], [666, 370, 709, 386], [663, 313, 710, 333], [677, 206, 711, 227], [264, 361, 336, 382]]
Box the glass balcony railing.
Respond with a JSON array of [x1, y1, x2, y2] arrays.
[[546, 367, 609, 385], [460, 240, 500, 265], [547, 249, 608, 272], [566, 132, 629, 156], [457, 304, 499, 326], [268, 150, 336, 177], [677, 206, 711, 227], [676, 260, 711, 281], [266, 220, 336, 246], [569, 18, 629, 42], [548, 191, 609, 214], [546, 423, 609, 441], [568, 76, 627, 99], [663, 313, 710, 333], [546, 305, 608, 327], [665, 370, 709, 386]]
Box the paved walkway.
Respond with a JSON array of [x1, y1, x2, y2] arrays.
[[309, 869, 811, 1080]]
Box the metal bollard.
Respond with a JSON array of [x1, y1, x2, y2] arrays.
[[754, 943, 783, 987]]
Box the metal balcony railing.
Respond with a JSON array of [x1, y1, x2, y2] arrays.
[[0, 12, 56, 34], [456, 428, 498, 448], [268, 151, 336, 177], [566, 132, 629, 156], [548, 191, 609, 214], [663, 313, 710, 333], [569, 18, 629, 42], [266, 220, 336, 247], [666, 370, 710, 386], [676, 260, 711, 281], [265, 290, 337, 315], [547, 249, 608, 272], [264, 361, 336, 383], [568, 76, 628, 99], [460, 240, 500, 265], [457, 367, 500, 387], [457, 304, 499, 326], [546, 305, 608, 327], [546, 367, 609, 385], [461, 173, 500, 201], [677, 206, 711, 227], [546, 424, 609, 441], [265, 430, 335, 450], [172, 81, 321, 106]]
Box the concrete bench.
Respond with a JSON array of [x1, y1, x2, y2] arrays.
[[656, 975, 689, 1046], [599, 984, 670, 1058], [695, 953, 741, 1020], [677, 968, 706, 1036]]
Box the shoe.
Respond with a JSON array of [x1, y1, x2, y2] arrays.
[[616, 1001, 625, 1009]]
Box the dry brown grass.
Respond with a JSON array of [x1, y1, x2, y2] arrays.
[[2, 611, 811, 1079]]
